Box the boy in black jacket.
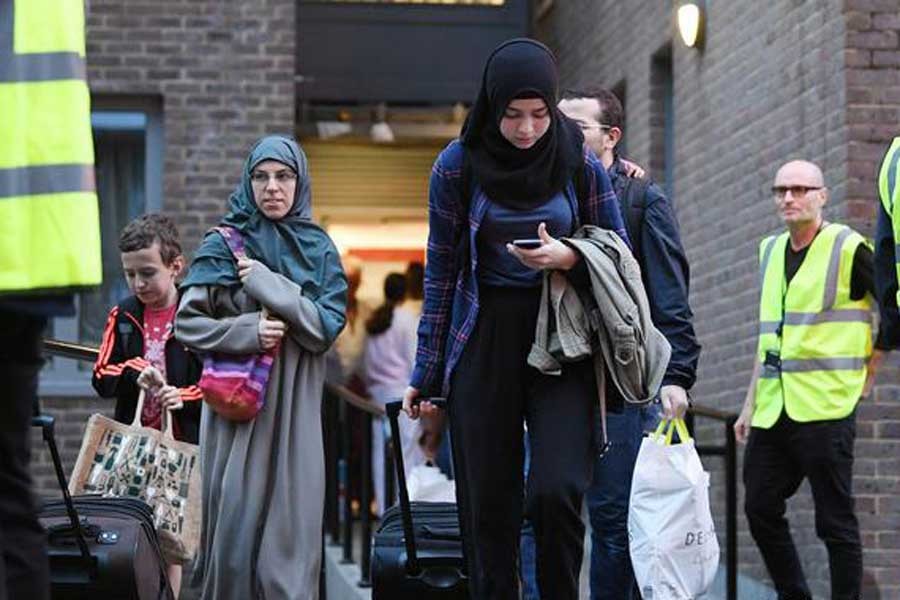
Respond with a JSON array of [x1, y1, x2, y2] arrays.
[[92, 213, 202, 596]]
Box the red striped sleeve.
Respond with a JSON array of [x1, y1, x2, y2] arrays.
[[94, 316, 151, 377], [179, 385, 204, 402], [94, 306, 119, 374], [124, 357, 150, 371]]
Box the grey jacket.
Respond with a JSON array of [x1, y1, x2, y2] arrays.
[[527, 225, 671, 404]]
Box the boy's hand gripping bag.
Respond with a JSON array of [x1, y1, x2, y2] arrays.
[[69, 390, 201, 564], [628, 418, 720, 599]]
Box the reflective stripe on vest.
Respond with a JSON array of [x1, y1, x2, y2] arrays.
[[0, 0, 101, 293], [879, 137, 900, 307], [753, 224, 872, 428]]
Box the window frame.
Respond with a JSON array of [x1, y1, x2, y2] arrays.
[[40, 97, 163, 397]]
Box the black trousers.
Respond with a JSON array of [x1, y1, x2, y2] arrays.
[[744, 409, 861, 600], [448, 285, 596, 600], [0, 310, 50, 600]]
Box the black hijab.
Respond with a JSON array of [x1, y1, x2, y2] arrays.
[[460, 38, 584, 210]]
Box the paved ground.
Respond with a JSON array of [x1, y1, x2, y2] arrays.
[[182, 509, 776, 599]]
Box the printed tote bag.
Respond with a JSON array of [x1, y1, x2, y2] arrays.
[[69, 390, 201, 564]]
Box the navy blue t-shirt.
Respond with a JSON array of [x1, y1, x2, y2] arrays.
[[476, 190, 575, 288]]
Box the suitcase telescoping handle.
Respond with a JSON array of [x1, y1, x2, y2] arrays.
[[31, 415, 94, 567], [385, 397, 447, 575]]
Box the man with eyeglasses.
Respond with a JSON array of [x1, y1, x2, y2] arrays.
[[734, 160, 888, 600], [519, 87, 700, 600]]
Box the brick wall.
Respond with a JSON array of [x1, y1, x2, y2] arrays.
[[30, 397, 115, 500], [538, 0, 898, 596], [85, 0, 296, 251]]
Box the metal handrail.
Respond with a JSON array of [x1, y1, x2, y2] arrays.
[[324, 381, 384, 417], [689, 402, 734, 422], [42, 339, 384, 416], [44, 338, 99, 362], [686, 404, 739, 600], [322, 381, 382, 588]]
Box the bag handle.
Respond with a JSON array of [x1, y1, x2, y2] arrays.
[[212, 226, 247, 260], [133, 389, 178, 440], [162, 405, 175, 440], [385, 398, 448, 576], [652, 418, 692, 446], [213, 225, 273, 323], [131, 389, 146, 428], [32, 415, 94, 568]]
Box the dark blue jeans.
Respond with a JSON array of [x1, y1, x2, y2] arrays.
[[520, 403, 660, 600]]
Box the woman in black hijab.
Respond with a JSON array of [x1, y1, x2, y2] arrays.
[[403, 39, 628, 598]]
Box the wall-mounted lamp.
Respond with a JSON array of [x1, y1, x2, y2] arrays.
[[677, 0, 706, 50]]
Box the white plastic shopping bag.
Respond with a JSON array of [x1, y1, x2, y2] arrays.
[[628, 419, 719, 599], [407, 463, 456, 503]]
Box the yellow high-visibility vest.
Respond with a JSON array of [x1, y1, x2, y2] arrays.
[[753, 224, 872, 428], [0, 0, 101, 293], [879, 136, 900, 308]]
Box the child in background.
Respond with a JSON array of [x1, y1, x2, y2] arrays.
[[92, 213, 202, 597]]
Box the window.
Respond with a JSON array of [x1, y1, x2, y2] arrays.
[[40, 99, 163, 396], [650, 44, 674, 200]]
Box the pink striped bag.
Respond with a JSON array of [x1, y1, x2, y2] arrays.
[[197, 226, 277, 422]]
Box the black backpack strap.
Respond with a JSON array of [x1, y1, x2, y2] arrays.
[[619, 175, 649, 264], [571, 159, 646, 245]]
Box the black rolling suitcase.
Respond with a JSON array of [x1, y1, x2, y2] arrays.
[[33, 414, 173, 600], [370, 399, 468, 599]]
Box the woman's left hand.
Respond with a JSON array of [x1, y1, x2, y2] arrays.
[[506, 222, 579, 271], [237, 257, 267, 283]]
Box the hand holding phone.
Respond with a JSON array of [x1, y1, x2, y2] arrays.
[[507, 223, 579, 271], [511, 238, 543, 250]]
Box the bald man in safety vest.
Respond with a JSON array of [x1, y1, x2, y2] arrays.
[[734, 160, 887, 600]]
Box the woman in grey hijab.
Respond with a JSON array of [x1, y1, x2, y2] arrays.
[[177, 135, 347, 599]]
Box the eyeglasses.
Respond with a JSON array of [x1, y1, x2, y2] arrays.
[[771, 185, 822, 199], [250, 170, 297, 186], [578, 122, 612, 132]]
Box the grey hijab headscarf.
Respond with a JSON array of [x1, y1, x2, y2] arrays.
[[181, 135, 347, 344]]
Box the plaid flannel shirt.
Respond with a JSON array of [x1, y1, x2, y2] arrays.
[[410, 139, 628, 397]]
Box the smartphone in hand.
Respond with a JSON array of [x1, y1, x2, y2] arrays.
[[511, 239, 542, 250]]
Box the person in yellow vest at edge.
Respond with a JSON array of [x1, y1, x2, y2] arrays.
[[733, 160, 888, 600], [873, 137, 900, 351], [0, 1, 102, 599]]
